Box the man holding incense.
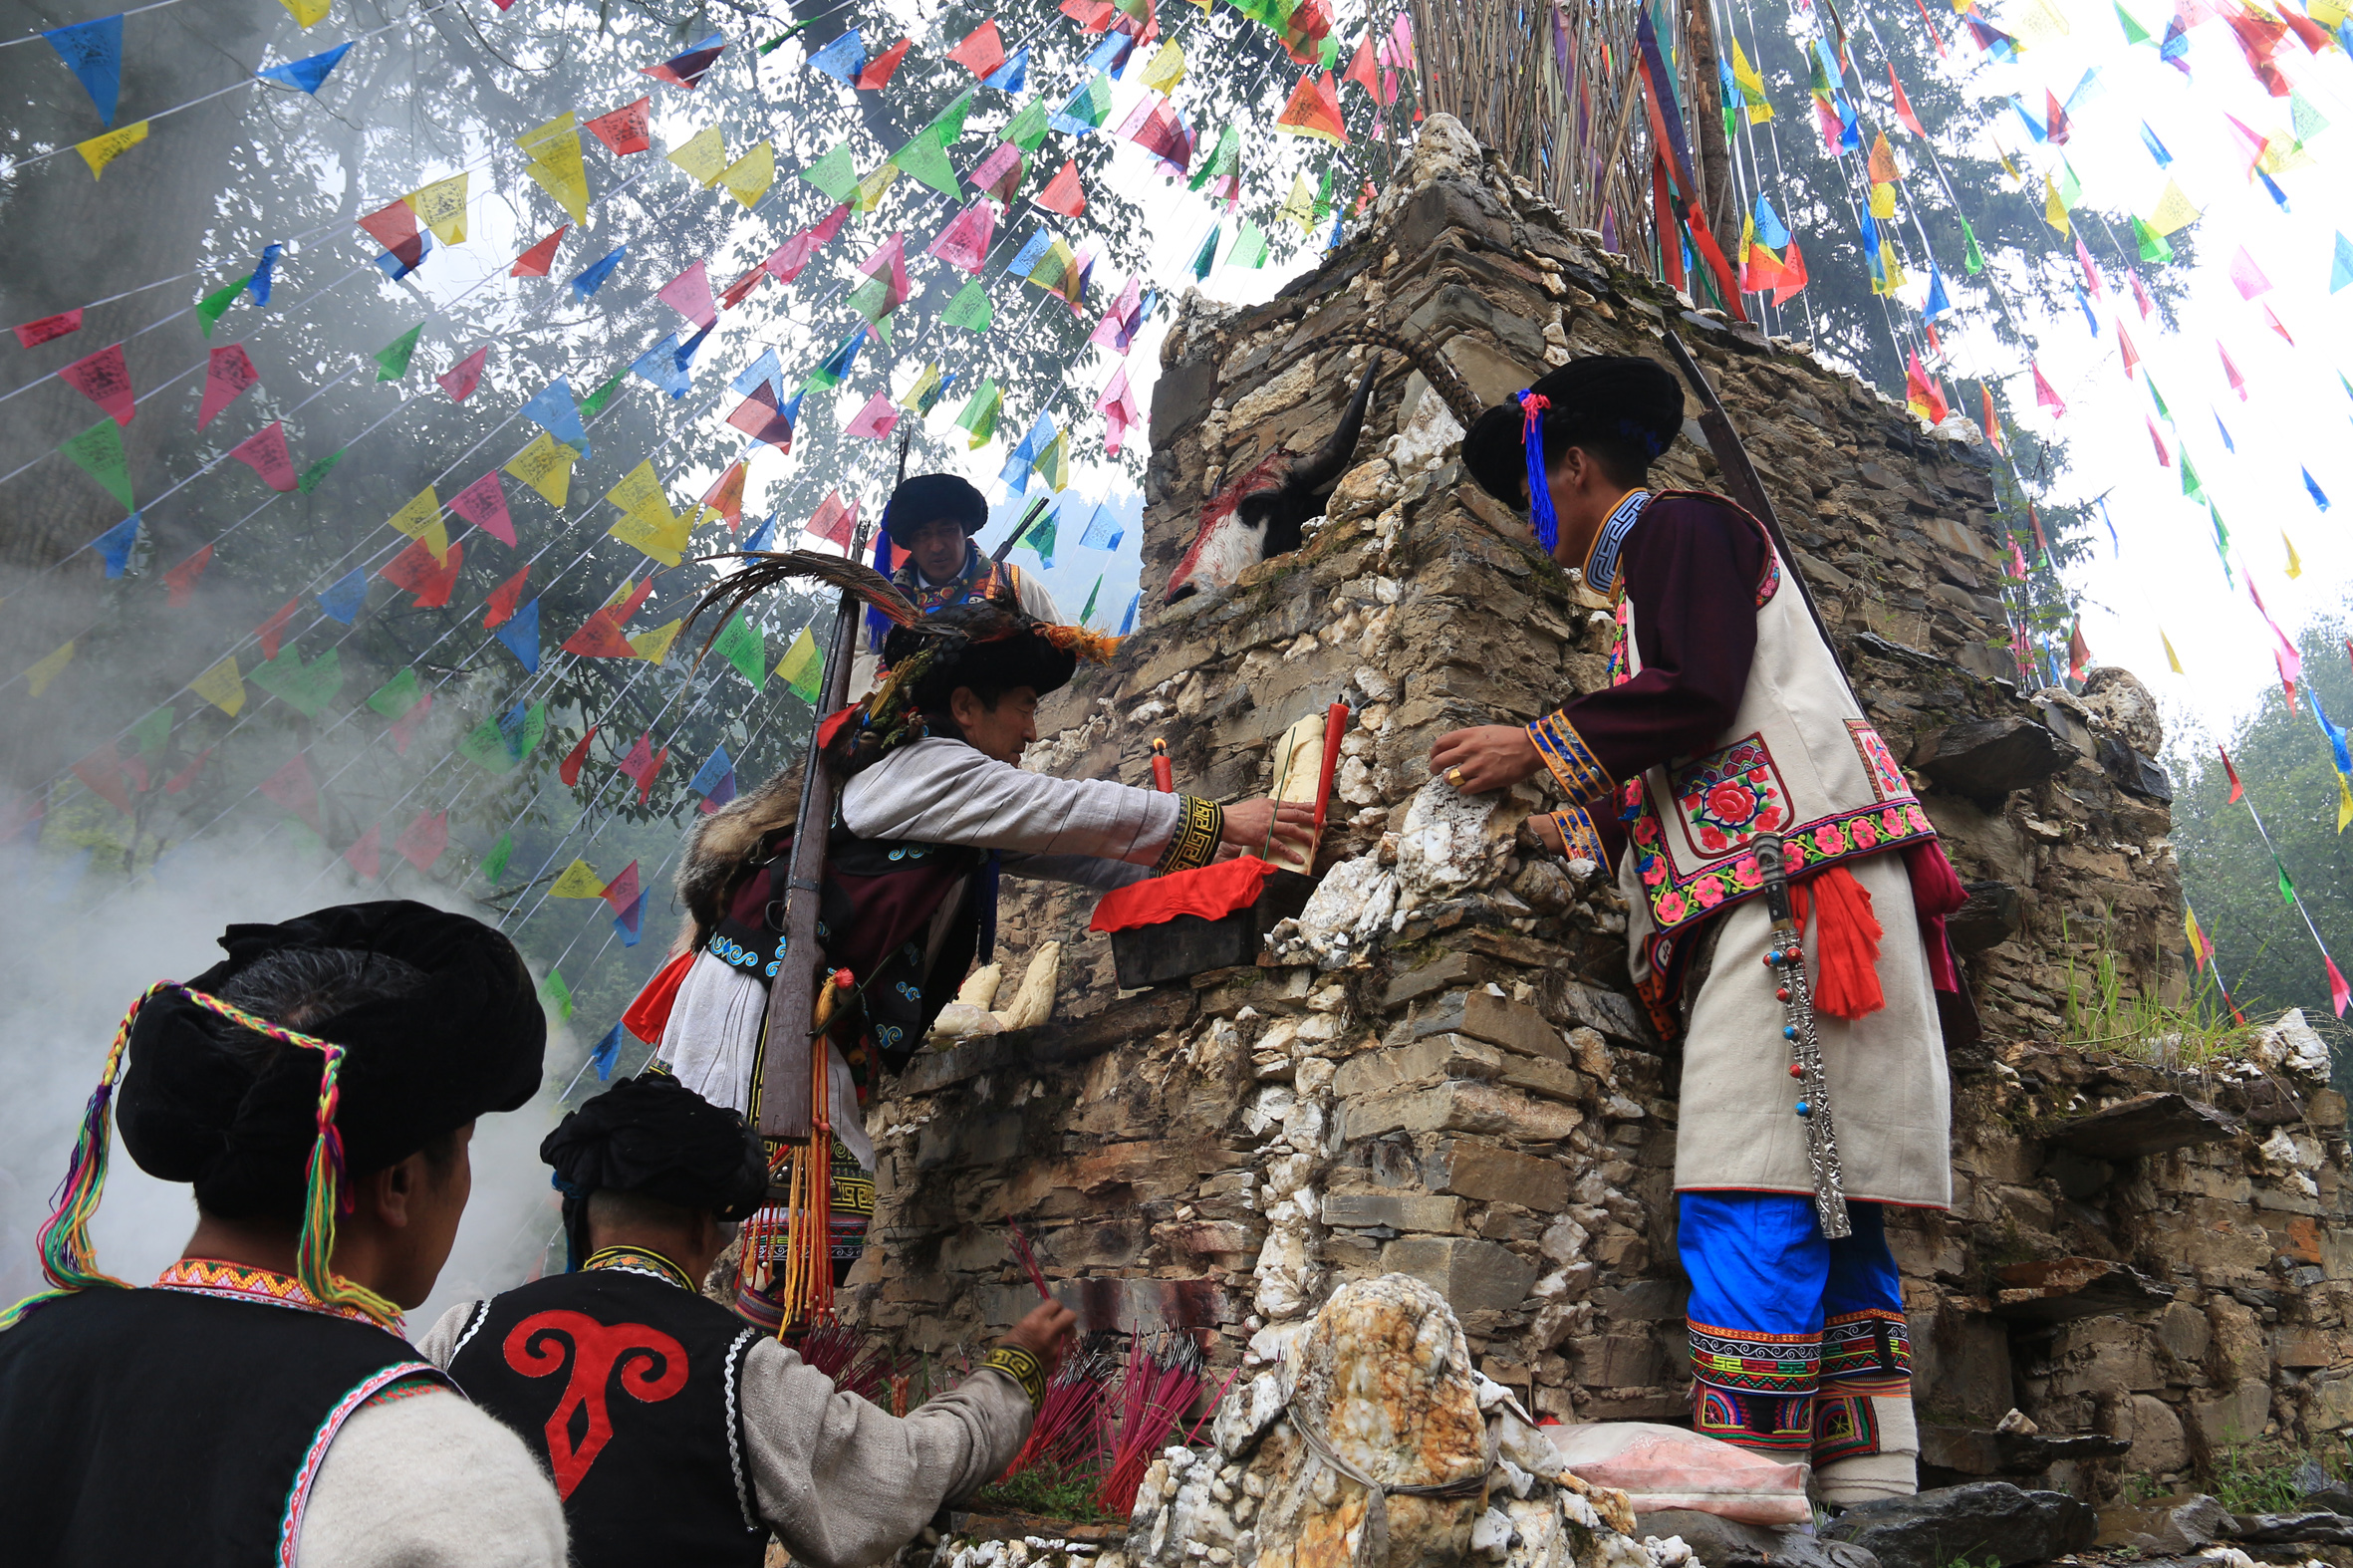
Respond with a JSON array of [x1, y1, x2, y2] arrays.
[[422, 1073, 1072, 1568], [640, 569, 1312, 1331], [1430, 357, 1968, 1504]]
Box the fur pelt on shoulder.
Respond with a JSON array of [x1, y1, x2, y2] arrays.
[[674, 761, 803, 950]]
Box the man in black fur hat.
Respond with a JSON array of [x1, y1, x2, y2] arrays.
[[0, 902, 567, 1566], [423, 1074, 1072, 1568], [881, 472, 1061, 623]]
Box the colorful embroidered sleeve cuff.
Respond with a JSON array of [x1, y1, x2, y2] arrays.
[[981, 1344, 1048, 1408], [1154, 794, 1223, 875], [1549, 807, 1605, 865], [1528, 711, 1615, 808]]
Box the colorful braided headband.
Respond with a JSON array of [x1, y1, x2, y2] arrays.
[[0, 982, 400, 1333], [1516, 390, 1559, 555]]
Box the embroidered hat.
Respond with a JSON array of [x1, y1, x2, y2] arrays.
[[1461, 357, 1687, 532], [882, 472, 988, 545]]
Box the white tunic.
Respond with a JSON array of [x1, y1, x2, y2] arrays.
[[296, 1386, 568, 1568]]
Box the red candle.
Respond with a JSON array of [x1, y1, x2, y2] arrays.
[[1152, 737, 1174, 793], [1311, 700, 1349, 828]]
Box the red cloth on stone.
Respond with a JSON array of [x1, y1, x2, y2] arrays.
[[1089, 856, 1278, 933]]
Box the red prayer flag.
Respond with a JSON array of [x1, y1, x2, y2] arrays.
[[198, 343, 260, 429], [13, 309, 83, 348], [2264, 304, 2294, 346], [2219, 340, 2247, 400], [719, 264, 767, 311], [1274, 71, 1348, 144], [484, 564, 531, 628], [258, 753, 321, 832], [2221, 745, 2244, 803], [1344, 35, 1386, 100], [947, 21, 1006, 77], [856, 37, 912, 89], [699, 461, 746, 528], [165, 544, 214, 608], [2045, 88, 2072, 144], [381, 538, 465, 608], [163, 747, 212, 794], [560, 728, 600, 786], [615, 733, 667, 804], [1772, 239, 1808, 305], [563, 609, 638, 657], [60, 343, 134, 426], [1979, 385, 2005, 453], [2117, 324, 2140, 379], [2330, 957, 2351, 1019], [601, 860, 643, 915], [229, 420, 297, 491], [806, 490, 857, 549], [255, 599, 300, 660], [1889, 64, 1926, 134], [358, 199, 426, 272], [389, 689, 433, 755], [73, 746, 132, 815], [437, 346, 488, 402], [344, 822, 382, 881], [725, 385, 794, 449], [585, 98, 652, 154], [448, 469, 514, 546], [2147, 415, 2171, 466], [393, 810, 449, 873], [2067, 618, 2091, 680], [1036, 159, 1087, 217], [511, 226, 568, 277]]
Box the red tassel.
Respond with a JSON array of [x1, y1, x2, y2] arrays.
[[1789, 865, 1886, 1019]]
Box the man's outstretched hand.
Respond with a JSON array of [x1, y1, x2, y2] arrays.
[[1429, 725, 1544, 794], [1219, 798, 1317, 856], [1000, 1300, 1077, 1370]]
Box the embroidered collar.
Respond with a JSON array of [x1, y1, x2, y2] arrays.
[[153, 1257, 402, 1332], [585, 1245, 695, 1292], [1579, 488, 1654, 601]]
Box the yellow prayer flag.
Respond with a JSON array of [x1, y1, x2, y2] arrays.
[[1880, 242, 1908, 292], [1279, 171, 1317, 234], [1140, 40, 1187, 94], [609, 511, 690, 566], [517, 113, 589, 224], [606, 460, 673, 523], [405, 173, 469, 244], [2337, 774, 2353, 834], [506, 431, 577, 508], [1870, 181, 1898, 218], [2043, 174, 2071, 236], [2257, 131, 2314, 176], [899, 363, 943, 411], [774, 625, 821, 695], [77, 122, 147, 180], [385, 487, 450, 562], [550, 860, 607, 899], [2018, 0, 2071, 42], [2146, 179, 2200, 236], [191, 654, 245, 716], [605, 578, 640, 610], [2311, 0, 2348, 27], [1998, 148, 2021, 183], [666, 128, 728, 188], [629, 619, 684, 663], [720, 141, 775, 208], [25, 640, 74, 698], [2285, 531, 2304, 579], [853, 161, 902, 212], [278, 0, 330, 25], [2161, 628, 2185, 674], [1867, 132, 1901, 184]]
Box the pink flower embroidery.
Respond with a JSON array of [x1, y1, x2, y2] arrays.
[[1706, 781, 1757, 825], [1696, 878, 1725, 908], [1850, 815, 1879, 850], [1755, 805, 1784, 831], [1731, 856, 1762, 889], [1699, 826, 1727, 854], [1656, 890, 1690, 923], [1812, 823, 1848, 856], [1632, 814, 1661, 846], [1881, 808, 1905, 839], [1642, 856, 1668, 886]]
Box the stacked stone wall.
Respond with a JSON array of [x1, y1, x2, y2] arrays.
[[851, 117, 2353, 1503]]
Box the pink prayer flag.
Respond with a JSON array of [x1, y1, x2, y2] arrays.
[[259, 753, 322, 832], [2129, 268, 2156, 321], [165, 544, 213, 607], [858, 233, 911, 313], [1089, 274, 1145, 354], [449, 469, 515, 545], [600, 859, 642, 914], [809, 203, 850, 246], [60, 342, 134, 425], [389, 689, 434, 754], [511, 226, 567, 278], [1391, 12, 1415, 67], [659, 259, 717, 329], [197, 343, 260, 430], [766, 231, 818, 284], [970, 141, 1024, 204], [2331, 957, 2351, 1019], [1111, 93, 1160, 141], [2118, 325, 2140, 378], [845, 391, 902, 440], [2072, 233, 2102, 296], [585, 97, 652, 154], [2220, 340, 2247, 399], [1096, 367, 1142, 456], [484, 564, 530, 627], [381, 537, 466, 608], [2148, 414, 2171, 466], [926, 200, 996, 274], [255, 598, 299, 660], [437, 346, 488, 402], [615, 732, 666, 804], [2264, 303, 2294, 345], [726, 386, 794, 448], [1037, 159, 1087, 217], [719, 264, 767, 310], [2227, 245, 2273, 299], [2045, 88, 2071, 144], [2032, 361, 2066, 418], [807, 490, 858, 549], [393, 810, 449, 873], [2224, 114, 2270, 176], [344, 822, 382, 880], [14, 309, 83, 348], [229, 421, 297, 491]]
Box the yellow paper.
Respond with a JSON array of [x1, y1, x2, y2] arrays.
[[405, 173, 469, 244], [506, 431, 577, 507], [77, 122, 147, 180], [774, 625, 820, 689], [2312, 0, 2348, 27], [900, 363, 943, 410], [2146, 179, 2201, 236], [517, 113, 589, 224], [2161, 628, 2185, 674], [385, 486, 450, 562], [666, 127, 728, 187], [25, 641, 74, 698], [607, 460, 673, 522], [550, 860, 607, 899], [2285, 530, 2304, 579], [2257, 131, 2314, 175], [629, 619, 684, 663], [2043, 174, 2070, 235], [191, 654, 245, 716], [1140, 40, 1186, 94], [609, 510, 690, 566], [1280, 171, 1317, 233], [853, 161, 902, 212], [1880, 241, 1908, 292], [278, 0, 330, 25], [719, 141, 775, 207], [1870, 181, 1897, 218]]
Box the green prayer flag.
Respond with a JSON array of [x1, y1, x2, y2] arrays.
[[249, 646, 345, 718], [197, 280, 243, 338], [1960, 215, 1986, 274], [61, 416, 133, 510], [1004, 99, 1050, 151], [542, 968, 573, 1023], [1080, 576, 1102, 622], [482, 829, 515, 883], [1018, 506, 1057, 560], [2292, 91, 2329, 142], [712, 614, 765, 687], [297, 449, 344, 494], [2054, 158, 2083, 209], [1189, 127, 1240, 190], [2116, 1, 2152, 44], [1229, 221, 1269, 269], [2148, 377, 2172, 423], [2277, 861, 2297, 905], [458, 702, 547, 773], [1320, 31, 1341, 67], [775, 625, 822, 702], [2182, 454, 2204, 501], [955, 379, 1002, 446], [847, 275, 897, 326], [583, 371, 629, 416], [2132, 215, 2174, 264], [130, 706, 171, 760], [367, 666, 423, 718], [925, 89, 975, 147], [1059, 75, 1114, 130], [1314, 167, 1334, 221], [941, 277, 993, 332], [892, 125, 961, 198], [375, 324, 423, 382], [1191, 225, 1220, 280], [802, 141, 858, 200]]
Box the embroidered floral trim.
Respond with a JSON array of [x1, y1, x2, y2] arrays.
[[1550, 807, 1605, 865], [1670, 733, 1790, 858], [1528, 711, 1615, 808], [585, 1245, 695, 1292], [1845, 719, 1912, 803], [1754, 548, 1781, 609], [1689, 1318, 1820, 1395], [1630, 797, 1937, 936], [982, 1344, 1048, 1408], [1155, 795, 1222, 874], [154, 1257, 396, 1331]]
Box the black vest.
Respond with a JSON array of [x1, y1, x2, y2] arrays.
[[0, 1285, 443, 1567], [445, 1268, 768, 1568]]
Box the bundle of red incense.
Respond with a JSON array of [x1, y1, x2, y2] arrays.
[[797, 1320, 899, 1401], [996, 1340, 1117, 1480], [1006, 1223, 1054, 1302], [1096, 1331, 1209, 1514]]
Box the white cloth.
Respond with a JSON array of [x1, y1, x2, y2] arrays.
[[839, 736, 1170, 889], [417, 1303, 1032, 1568], [296, 1386, 568, 1568], [658, 951, 873, 1170]]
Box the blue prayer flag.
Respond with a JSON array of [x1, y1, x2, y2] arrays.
[[815, 325, 866, 385], [2011, 96, 2047, 142], [1084, 32, 1133, 74], [570, 244, 627, 301], [779, 389, 806, 430], [807, 29, 865, 83], [2307, 468, 2331, 511], [689, 743, 734, 796], [702, 771, 737, 810], [1923, 264, 1952, 322], [248, 242, 284, 305], [2332, 234, 2353, 295], [319, 567, 368, 623], [494, 599, 541, 671], [1001, 409, 1055, 494], [375, 232, 430, 279], [732, 347, 784, 399], [2139, 122, 2172, 165], [2216, 411, 2235, 452], [1078, 502, 1125, 551], [1008, 228, 1054, 279], [1117, 591, 1140, 636], [522, 378, 592, 459], [632, 334, 690, 398], [2075, 287, 2099, 337], [2257, 168, 2290, 212], [257, 41, 353, 95], [2316, 693, 2353, 774], [613, 892, 648, 949], [742, 512, 779, 552], [985, 45, 1028, 92], [591, 1021, 625, 1079], [94, 512, 139, 579], [1754, 194, 1789, 248], [2160, 16, 2191, 66], [672, 323, 712, 377], [45, 16, 123, 126]]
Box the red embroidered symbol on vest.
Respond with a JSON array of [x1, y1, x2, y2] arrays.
[[503, 1311, 689, 1496]]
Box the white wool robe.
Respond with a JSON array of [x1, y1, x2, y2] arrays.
[[418, 1304, 1031, 1568], [836, 736, 1173, 885], [296, 1386, 568, 1567]]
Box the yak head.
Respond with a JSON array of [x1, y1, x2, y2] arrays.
[[1164, 362, 1382, 604]]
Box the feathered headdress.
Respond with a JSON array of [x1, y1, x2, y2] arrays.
[[682, 548, 935, 666]]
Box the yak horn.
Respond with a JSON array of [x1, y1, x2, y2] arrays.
[[1286, 360, 1383, 498]]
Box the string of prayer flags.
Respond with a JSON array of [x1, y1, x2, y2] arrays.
[[77, 122, 146, 180], [643, 34, 726, 89], [949, 21, 1006, 77], [570, 244, 628, 300], [95, 513, 140, 579], [808, 30, 866, 84], [776, 625, 823, 702], [857, 37, 913, 89], [1274, 72, 1347, 142], [27, 642, 78, 700], [584, 99, 651, 160], [46, 16, 125, 126], [615, 732, 668, 804], [690, 744, 739, 810], [229, 422, 297, 492], [845, 391, 902, 439]]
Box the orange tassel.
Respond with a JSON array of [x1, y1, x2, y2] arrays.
[[1788, 865, 1885, 1019]]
